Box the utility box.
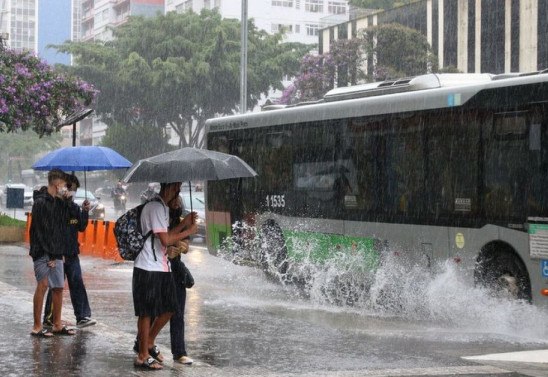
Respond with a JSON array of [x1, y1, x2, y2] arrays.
[[6, 187, 24, 209]]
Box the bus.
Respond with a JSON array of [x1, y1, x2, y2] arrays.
[[205, 72, 548, 308]]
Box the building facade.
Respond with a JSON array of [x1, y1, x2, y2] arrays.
[[0, 0, 82, 65], [81, 0, 164, 41], [165, 0, 350, 45], [320, 0, 547, 74]]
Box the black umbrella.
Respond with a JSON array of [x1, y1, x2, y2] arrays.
[[122, 147, 257, 211]]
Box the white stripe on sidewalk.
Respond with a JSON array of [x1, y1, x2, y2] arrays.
[[463, 349, 548, 363], [235, 365, 511, 377]]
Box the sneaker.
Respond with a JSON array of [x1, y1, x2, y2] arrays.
[[76, 317, 97, 328], [174, 355, 193, 365]]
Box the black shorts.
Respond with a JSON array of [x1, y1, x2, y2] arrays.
[[132, 267, 177, 317]]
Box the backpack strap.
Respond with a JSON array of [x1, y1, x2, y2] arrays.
[[142, 197, 164, 262]]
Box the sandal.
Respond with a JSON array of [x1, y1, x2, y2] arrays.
[[134, 356, 162, 370], [149, 345, 164, 362], [30, 328, 53, 338], [52, 326, 76, 336]]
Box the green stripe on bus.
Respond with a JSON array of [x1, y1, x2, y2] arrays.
[[282, 230, 379, 269], [208, 222, 232, 251]]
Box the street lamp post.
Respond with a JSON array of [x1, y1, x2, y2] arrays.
[[57, 108, 93, 147], [240, 0, 248, 114]]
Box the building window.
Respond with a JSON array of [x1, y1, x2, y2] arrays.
[[271, 23, 293, 34], [272, 0, 293, 6], [295, 24, 300, 33], [306, 23, 319, 36], [305, 0, 323, 13], [327, 1, 346, 14], [204, 0, 211, 8]]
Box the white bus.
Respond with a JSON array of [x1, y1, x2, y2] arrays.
[[205, 72, 548, 307]]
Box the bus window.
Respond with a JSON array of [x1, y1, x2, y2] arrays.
[[483, 107, 548, 223], [425, 110, 481, 222], [382, 115, 425, 218], [292, 121, 339, 217]]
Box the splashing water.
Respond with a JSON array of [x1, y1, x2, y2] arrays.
[[217, 221, 548, 342]]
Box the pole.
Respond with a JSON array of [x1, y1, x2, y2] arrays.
[[72, 122, 76, 147], [240, 0, 248, 114]]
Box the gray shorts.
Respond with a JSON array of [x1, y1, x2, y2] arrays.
[[33, 256, 64, 289]]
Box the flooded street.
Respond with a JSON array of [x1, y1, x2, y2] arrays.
[[0, 243, 547, 376]]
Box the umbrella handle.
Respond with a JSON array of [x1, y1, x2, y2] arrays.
[[188, 181, 193, 223]]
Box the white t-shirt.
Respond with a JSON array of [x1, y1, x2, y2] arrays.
[[134, 198, 170, 272]]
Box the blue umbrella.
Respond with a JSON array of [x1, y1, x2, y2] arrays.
[[33, 146, 131, 171], [33, 146, 132, 194]]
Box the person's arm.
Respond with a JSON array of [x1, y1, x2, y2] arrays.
[[76, 201, 89, 232], [171, 212, 197, 233], [157, 223, 198, 247]]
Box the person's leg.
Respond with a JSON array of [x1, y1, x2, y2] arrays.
[[136, 316, 161, 369], [148, 311, 174, 362], [49, 259, 75, 334], [65, 255, 92, 321], [51, 288, 63, 329], [43, 288, 53, 325], [32, 256, 51, 334], [32, 277, 49, 332], [170, 283, 187, 358]]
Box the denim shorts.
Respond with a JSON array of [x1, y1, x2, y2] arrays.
[[33, 256, 64, 289]]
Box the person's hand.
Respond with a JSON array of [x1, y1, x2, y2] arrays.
[[167, 240, 189, 259], [47, 259, 56, 268], [182, 212, 198, 226], [82, 199, 91, 212], [179, 239, 190, 254]]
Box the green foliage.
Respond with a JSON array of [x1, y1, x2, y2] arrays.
[[55, 10, 310, 150], [0, 213, 26, 228], [288, 23, 436, 103], [360, 23, 437, 81], [99, 122, 174, 164], [0, 131, 61, 181]]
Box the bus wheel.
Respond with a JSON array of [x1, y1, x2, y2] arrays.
[[474, 246, 532, 302], [260, 220, 288, 276]]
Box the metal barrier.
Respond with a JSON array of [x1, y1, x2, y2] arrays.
[[25, 213, 121, 262]]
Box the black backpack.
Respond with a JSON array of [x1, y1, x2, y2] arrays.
[[114, 199, 159, 261]]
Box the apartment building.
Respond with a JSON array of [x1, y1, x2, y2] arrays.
[[165, 0, 350, 45], [0, 0, 83, 65], [81, 0, 164, 41]]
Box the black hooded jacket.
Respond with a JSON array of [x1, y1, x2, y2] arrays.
[[63, 200, 89, 257], [29, 187, 67, 261]]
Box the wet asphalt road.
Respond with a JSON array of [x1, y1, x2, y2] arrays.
[[0, 243, 547, 377]]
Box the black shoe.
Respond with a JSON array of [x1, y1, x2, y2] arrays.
[[76, 317, 97, 328]]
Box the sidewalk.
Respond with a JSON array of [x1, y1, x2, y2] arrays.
[[0, 243, 219, 377]]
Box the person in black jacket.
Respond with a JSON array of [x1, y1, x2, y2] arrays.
[[43, 174, 96, 328], [166, 195, 195, 365], [30, 169, 75, 337]]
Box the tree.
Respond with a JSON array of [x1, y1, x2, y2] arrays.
[[0, 44, 97, 136], [360, 23, 437, 81], [100, 121, 173, 164], [0, 131, 61, 181], [56, 10, 310, 150], [286, 23, 436, 102]]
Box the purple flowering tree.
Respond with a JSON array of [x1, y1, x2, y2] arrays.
[[0, 45, 97, 136], [280, 39, 362, 104]]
